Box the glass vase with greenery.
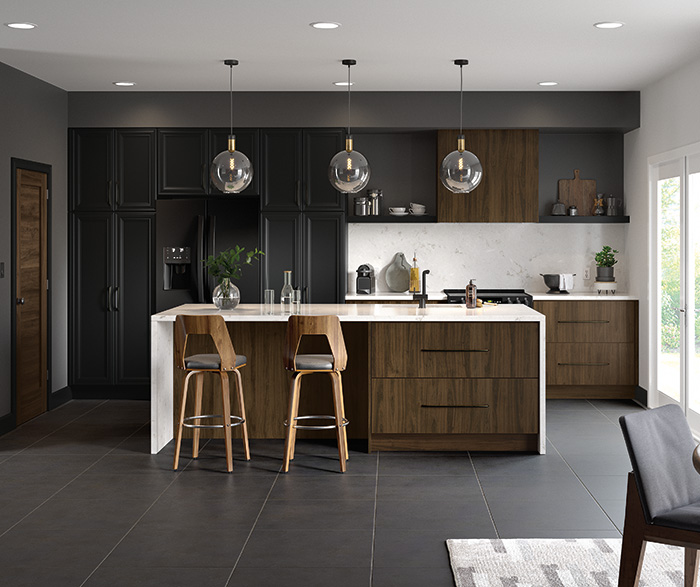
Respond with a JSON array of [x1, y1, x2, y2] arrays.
[[204, 245, 264, 310]]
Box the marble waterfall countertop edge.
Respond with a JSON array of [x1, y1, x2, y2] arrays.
[[152, 303, 545, 323]]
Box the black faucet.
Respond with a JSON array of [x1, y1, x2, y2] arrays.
[[413, 269, 431, 308]]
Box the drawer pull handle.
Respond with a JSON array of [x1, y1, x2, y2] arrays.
[[421, 404, 489, 409], [420, 349, 489, 353], [557, 362, 610, 366], [557, 320, 610, 324]]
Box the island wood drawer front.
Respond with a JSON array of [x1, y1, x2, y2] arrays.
[[371, 322, 539, 378], [534, 300, 637, 343], [371, 379, 539, 434], [546, 343, 637, 385]]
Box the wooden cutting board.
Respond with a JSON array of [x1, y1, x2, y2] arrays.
[[558, 169, 597, 216]]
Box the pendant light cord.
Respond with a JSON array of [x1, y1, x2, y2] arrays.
[[347, 63, 351, 135], [229, 64, 234, 136], [459, 64, 464, 135]]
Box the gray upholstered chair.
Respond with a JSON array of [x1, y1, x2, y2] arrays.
[[618, 404, 700, 586]]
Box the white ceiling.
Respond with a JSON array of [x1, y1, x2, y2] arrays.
[[2, 0, 700, 92]]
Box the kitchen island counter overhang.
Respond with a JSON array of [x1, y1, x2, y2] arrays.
[[150, 303, 546, 455]]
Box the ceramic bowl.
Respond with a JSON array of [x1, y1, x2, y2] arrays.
[[389, 207, 406, 213]]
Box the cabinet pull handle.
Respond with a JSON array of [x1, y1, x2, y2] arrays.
[[296, 179, 302, 207], [114, 286, 119, 311], [107, 180, 113, 207], [421, 349, 489, 353], [107, 286, 113, 312], [557, 320, 610, 324], [114, 180, 120, 206], [421, 404, 489, 409], [557, 362, 610, 366]]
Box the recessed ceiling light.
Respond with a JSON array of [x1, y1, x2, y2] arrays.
[[113, 81, 136, 87], [538, 81, 558, 87], [333, 81, 354, 87], [310, 21, 341, 29], [5, 22, 37, 29], [594, 21, 624, 29]]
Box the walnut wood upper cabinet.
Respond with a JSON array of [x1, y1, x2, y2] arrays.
[[436, 129, 539, 223], [533, 300, 639, 398]]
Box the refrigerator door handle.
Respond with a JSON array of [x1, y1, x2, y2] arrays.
[[207, 215, 216, 297], [196, 215, 205, 303]]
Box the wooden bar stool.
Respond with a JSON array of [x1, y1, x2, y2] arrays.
[[173, 315, 250, 473], [283, 315, 349, 473]]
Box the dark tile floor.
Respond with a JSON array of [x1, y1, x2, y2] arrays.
[[0, 398, 643, 586]]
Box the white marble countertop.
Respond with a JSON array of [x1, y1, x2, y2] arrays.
[[152, 303, 545, 323], [346, 291, 638, 302]]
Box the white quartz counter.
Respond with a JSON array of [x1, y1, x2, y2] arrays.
[[152, 302, 545, 323], [529, 292, 638, 301]]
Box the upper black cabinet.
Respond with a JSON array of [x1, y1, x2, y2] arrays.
[[157, 129, 208, 196], [261, 129, 344, 212], [158, 128, 260, 197], [71, 129, 155, 212]]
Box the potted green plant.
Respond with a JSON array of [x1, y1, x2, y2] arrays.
[[594, 245, 618, 282], [204, 245, 264, 310]]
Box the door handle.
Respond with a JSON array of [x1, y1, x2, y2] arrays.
[[107, 286, 113, 311], [113, 286, 119, 311], [16, 298, 25, 305]]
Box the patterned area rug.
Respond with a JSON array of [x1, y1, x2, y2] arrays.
[[447, 538, 685, 587]]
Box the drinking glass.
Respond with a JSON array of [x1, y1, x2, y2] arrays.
[[292, 289, 302, 314], [264, 289, 275, 315]]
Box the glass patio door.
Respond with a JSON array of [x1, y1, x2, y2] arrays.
[[655, 150, 700, 427]]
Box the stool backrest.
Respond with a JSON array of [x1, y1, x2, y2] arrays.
[[619, 404, 700, 522], [174, 315, 237, 371], [284, 315, 347, 371]]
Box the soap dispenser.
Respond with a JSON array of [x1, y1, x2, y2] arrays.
[[466, 279, 477, 309]]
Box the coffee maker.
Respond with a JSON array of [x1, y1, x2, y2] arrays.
[[356, 264, 375, 294]]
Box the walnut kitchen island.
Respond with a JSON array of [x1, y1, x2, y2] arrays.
[[151, 303, 546, 454]]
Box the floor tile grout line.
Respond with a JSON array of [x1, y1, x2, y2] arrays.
[[2, 399, 111, 460], [76, 447, 206, 587], [468, 452, 500, 539], [369, 452, 380, 587], [545, 434, 623, 535], [0, 430, 130, 541], [224, 464, 284, 587]]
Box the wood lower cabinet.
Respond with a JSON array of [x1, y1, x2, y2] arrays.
[[369, 321, 540, 452], [533, 300, 638, 398]]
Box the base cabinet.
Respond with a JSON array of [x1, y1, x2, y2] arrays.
[[533, 300, 638, 398], [369, 321, 540, 451]]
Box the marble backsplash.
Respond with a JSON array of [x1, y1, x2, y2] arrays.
[[347, 223, 629, 294]]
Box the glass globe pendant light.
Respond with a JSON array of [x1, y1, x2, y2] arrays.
[[210, 59, 253, 194], [439, 59, 483, 193], [328, 59, 370, 193]]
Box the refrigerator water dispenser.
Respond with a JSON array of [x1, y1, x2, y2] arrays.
[[163, 247, 191, 290]]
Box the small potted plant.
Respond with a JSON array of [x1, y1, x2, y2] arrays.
[[204, 245, 264, 310], [594, 245, 618, 282]]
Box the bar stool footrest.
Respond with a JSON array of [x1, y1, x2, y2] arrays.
[[183, 414, 245, 429], [284, 414, 349, 431]]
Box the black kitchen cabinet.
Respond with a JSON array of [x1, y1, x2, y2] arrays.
[[259, 128, 346, 302], [70, 129, 156, 212], [70, 212, 154, 389], [261, 129, 344, 211], [157, 129, 208, 196]]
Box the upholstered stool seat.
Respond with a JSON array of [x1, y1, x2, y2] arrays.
[[283, 315, 348, 473], [173, 315, 250, 473]]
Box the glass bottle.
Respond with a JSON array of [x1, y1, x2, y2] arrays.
[[466, 279, 477, 309], [409, 252, 420, 293], [280, 270, 293, 314]]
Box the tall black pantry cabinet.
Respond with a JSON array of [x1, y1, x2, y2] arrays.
[[260, 129, 347, 303], [69, 129, 155, 396]]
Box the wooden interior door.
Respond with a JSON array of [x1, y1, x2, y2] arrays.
[[15, 168, 48, 424]]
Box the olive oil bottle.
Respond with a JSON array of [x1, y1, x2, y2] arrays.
[[409, 252, 420, 293]]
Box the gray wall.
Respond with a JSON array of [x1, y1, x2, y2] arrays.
[[0, 63, 68, 418], [68, 91, 639, 132]]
